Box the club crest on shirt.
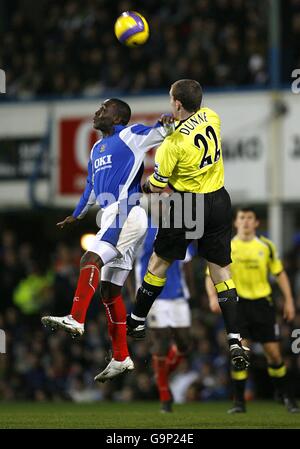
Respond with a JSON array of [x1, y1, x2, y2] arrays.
[[100, 144, 106, 152]]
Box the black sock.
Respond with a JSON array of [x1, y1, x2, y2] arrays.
[[217, 287, 240, 346], [130, 280, 164, 327], [234, 380, 246, 404], [231, 369, 247, 404]]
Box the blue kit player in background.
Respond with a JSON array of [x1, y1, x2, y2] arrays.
[[134, 219, 197, 412], [42, 98, 173, 382]]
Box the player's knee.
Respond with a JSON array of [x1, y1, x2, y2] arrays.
[[100, 283, 110, 301], [151, 330, 170, 356], [101, 282, 121, 301], [263, 342, 282, 364], [148, 252, 171, 277], [153, 342, 169, 356], [80, 251, 103, 269], [174, 333, 190, 354], [265, 347, 282, 365], [208, 262, 231, 284], [176, 340, 189, 355], [267, 354, 283, 366]]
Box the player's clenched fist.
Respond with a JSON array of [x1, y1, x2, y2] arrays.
[[160, 113, 174, 125], [56, 215, 78, 229]]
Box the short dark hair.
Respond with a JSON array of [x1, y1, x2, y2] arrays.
[[235, 206, 259, 220], [110, 98, 131, 125], [171, 79, 203, 112]]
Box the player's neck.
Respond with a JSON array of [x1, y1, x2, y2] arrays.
[[100, 123, 120, 137], [237, 232, 256, 241], [102, 128, 114, 137], [178, 109, 195, 121]]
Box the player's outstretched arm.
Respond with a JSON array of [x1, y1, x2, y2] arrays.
[[71, 159, 96, 221], [56, 158, 95, 229], [121, 114, 175, 155], [56, 215, 78, 229]]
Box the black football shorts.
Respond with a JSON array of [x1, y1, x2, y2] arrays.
[[238, 297, 280, 343], [154, 186, 232, 266]]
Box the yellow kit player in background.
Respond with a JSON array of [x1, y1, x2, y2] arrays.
[[206, 207, 299, 413]]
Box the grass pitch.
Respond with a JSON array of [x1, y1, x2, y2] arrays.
[[0, 401, 299, 429]]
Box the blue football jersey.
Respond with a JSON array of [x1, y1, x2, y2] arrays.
[[135, 221, 197, 300], [73, 123, 167, 217]]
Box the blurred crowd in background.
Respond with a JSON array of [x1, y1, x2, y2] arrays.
[[1, 227, 300, 403], [1, 0, 300, 406], [0, 0, 299, 99]]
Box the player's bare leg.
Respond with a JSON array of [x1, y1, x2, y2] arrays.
[[170, 328, 190, 373], [42, 251, 103, 337]]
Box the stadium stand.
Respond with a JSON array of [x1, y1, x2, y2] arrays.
[[0, 0, 273, 99], [0, 228, 299, 402], [0, 0, 300, 407]]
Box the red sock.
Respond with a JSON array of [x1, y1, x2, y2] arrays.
[[70, 264, 100, 324], [102, 294, 129, 361], [166, 344, 185, 374], [152, 355, 172, 402]]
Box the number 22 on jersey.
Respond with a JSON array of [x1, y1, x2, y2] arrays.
[[194, 125, 221, 170]]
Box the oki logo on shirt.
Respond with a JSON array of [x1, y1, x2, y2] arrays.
[[57, 113, 157, 197], [94, 155, 112, 170]]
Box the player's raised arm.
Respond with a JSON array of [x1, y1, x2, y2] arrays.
[[56, 215, 78, 229], [119, 115, 174, 155]]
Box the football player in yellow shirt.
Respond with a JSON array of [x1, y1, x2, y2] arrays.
[[206, 207, 299, 413], [127, 79, 249, 370]]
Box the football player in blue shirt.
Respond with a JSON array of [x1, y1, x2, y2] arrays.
[[134, 219, 197, 412], [42, 98, 172, 381]]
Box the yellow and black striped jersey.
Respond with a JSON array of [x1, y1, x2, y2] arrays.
[[230, 235, 283, 300], [149, 107, 224, 193]]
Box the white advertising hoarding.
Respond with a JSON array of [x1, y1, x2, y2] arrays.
[[1, 90, 298, 207]]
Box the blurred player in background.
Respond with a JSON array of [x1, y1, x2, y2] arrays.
[[127, 79, 249, 370], [133, 217, 197, 412], [42, 98, 173, 381], [206, 207, 299, 414]]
